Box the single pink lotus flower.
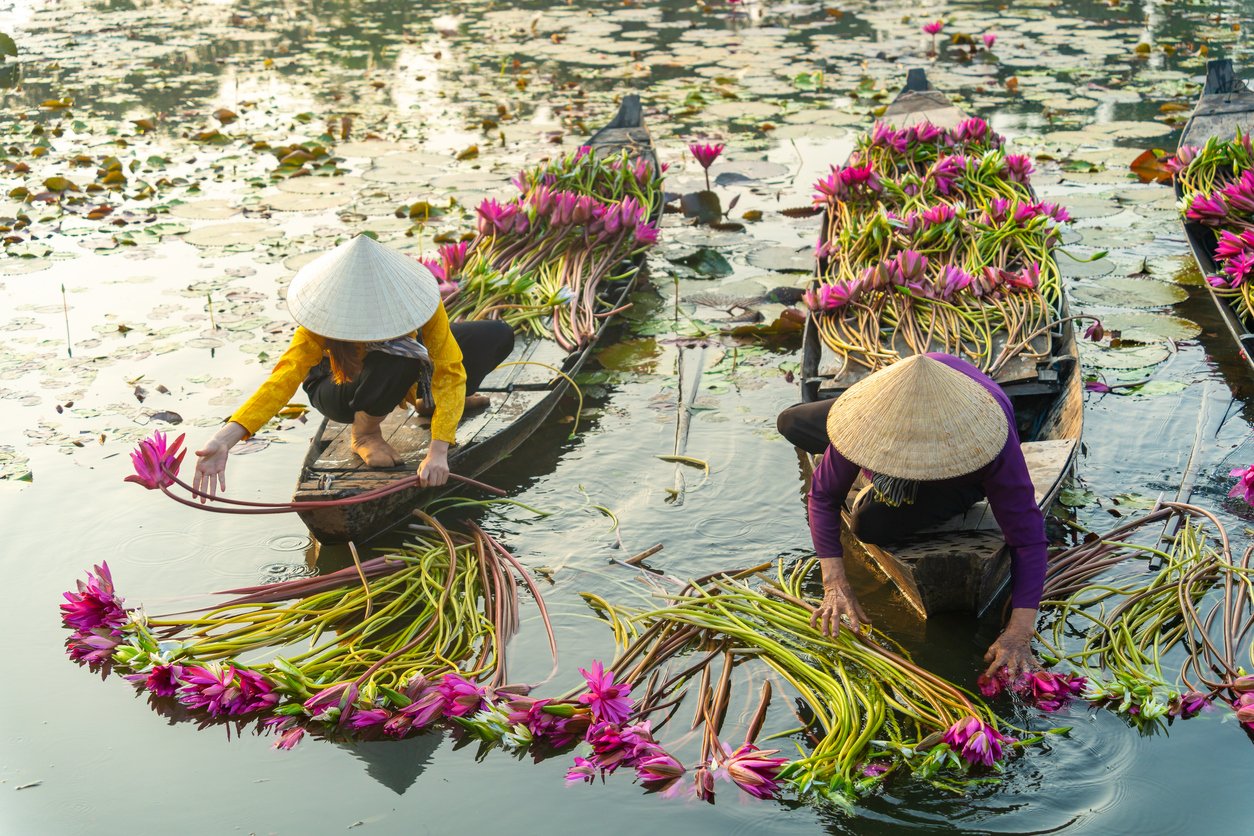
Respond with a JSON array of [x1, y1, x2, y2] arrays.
[[861, 761, 891, 777], [939, 265, 973, 299], [894, 250, 928, 282], [274, 725, 306, 750], [438, 673, 486, 717], [636, 752, 685, 784], [577, 660, 633, 725], [1223, 251, 1254, 287], [1187, 193, 1228, 226], [722, 743, 787, 799], [178, 663, 241, 716], [870, 122, 909, 154], [347, 708, 393, 731], [303, 682, 358, 721], [438, 241, 471, 277], [922, 20, 944, 35], [566, 756, 599, 785], [1085, 380, 1113, 394], [693, 765, 716, 802], [921, 203, 956, 226], [124, 431, 187, 490], [983, 32, 997, 49], [942, 717, 1012, 766], [1170, 691, 1210, 719], [1229, 465, 1254, 506], [65, 626, 122, 668], [1221, 170, 1254, 215], [125, 663, 184, 697], [929, 154, 967, 196], [1012, 670, 1087, 712], [1084, 320, 1105, 341], [61, 562, 127, 632], [689, 142, 725, 191], [586, 722, 637, 773], [1232, 693, 1254, 729]]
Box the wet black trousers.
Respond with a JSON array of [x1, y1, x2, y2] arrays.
[[303, 320, 515, 423], [777, 399, 985, 545]]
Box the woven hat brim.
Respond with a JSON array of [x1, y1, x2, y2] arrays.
[[287, 235, 441, 342], [825, 355, 1009, 481]]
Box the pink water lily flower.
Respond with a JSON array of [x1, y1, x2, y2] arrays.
[[636, 752, 685, 784], [1170, 691, 1210, 719], [61, 562, 127, 632], [438, 673, 487, 717], [1223, 251, 1254, 287], [347, 708, 393, 731], [124, 663, 184, 697], [438, 241, 471, 277], [1165, 144, 1198, 176], [689, 142, 724, 191], [982, 32, 997, 49], [124, 431, 187, 490], [1012, 671, 1088, 712], [274, 726, 306, 750], [1002, 154, 1033, 184], [1215, 229, 1254, 261], [1187, 193, 1228, 226], [722, 743, 787, 799], [1229, 464, 1254, 506], [566, 756, 599, 785], [923, 20, 943, 53], [1221, 170, 1254, 215], [942, 716, 1013, 767], [66, 626, 123, 667], [577, 660, 633, 725], [1084, 320, 1105, 341]]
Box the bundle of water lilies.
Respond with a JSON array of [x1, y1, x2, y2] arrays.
[[1031, 500, 1254, 732], [60, 514, 562, 747], [554, 561, 1065, 807], [808, 117, 1069, 375], [440, 145, 663, 350], [1172, 133, 1254, 323]]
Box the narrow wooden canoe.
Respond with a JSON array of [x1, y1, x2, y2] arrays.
[[798, 68, 1083, 618], [1177, 58, 1254, 369], [294, 95, 659, 544]]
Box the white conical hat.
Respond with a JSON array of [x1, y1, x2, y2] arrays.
[[825, 354, 1009, 480], [286, 234, 441, 341]]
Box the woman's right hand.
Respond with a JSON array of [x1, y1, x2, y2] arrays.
[[811, 574, 870, 638], [194, 437, 231, 502]]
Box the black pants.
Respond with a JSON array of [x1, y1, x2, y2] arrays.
[[303, 320, 515, 423], [777, 399, 985, 544]]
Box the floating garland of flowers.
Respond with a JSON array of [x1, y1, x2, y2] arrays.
[[442, 145, 664, 350], [62, 514, 562, 742], [1171, 133, 1254, 324], [809, 117, 1069, 376]]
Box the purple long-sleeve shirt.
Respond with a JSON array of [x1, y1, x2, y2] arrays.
[[808, 353, 1048, 610]]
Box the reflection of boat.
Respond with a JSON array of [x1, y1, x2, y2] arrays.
[[338, 732, 443, 795], [797, 69, 1083, 618], [294, 95, 660, 544], [1177, 58, 1254, 371]]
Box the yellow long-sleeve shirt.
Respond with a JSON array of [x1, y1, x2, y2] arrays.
[[227, 303, 467, 444]]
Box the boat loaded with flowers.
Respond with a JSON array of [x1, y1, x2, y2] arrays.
[[1173, 58, 1254, 371], [798, 69, 1083, 618], [294, 95, 663, 543]]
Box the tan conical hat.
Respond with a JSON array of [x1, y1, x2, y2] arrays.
[[825, 354, 1008, 480], [286, 234, 441, 342]]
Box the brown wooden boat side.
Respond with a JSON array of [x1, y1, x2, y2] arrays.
[[1177, 58, 1254, 370]]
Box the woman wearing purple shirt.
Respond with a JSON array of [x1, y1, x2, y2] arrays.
[[777, 353, 1046, 677]]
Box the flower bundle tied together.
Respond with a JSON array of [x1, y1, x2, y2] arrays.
[[809, 117, 1068, 376], [443, 145, 664, 350], [1172, 133, 1254, 323]]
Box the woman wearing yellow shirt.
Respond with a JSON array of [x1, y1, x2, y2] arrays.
[[192, 234, 513, 500]]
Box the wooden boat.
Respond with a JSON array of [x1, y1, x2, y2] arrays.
[[294, 95, 659, 543], [1177, 58, 1254, 369], [798, 68, 1083, 618]]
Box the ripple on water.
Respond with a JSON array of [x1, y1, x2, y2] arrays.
[[119, 530, 204, 565], [695, 516, 758, 542]]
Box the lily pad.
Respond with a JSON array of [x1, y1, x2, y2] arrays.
[[275, 175, 364, 195], [679, 191, 723, 225], [1082, 342, 1171, 370], [262, 192, 347, 212], [167, 200, 242, 220], [595, 338, 661, 373], [183, 222, 281, 248], [746, 245, 812, 273], [669, 248, 733, 278], [1098, 311, 1200, 343], [1068, 277, 1187, 309]]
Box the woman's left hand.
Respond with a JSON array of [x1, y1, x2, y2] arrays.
[[418, 441, 450, 487]]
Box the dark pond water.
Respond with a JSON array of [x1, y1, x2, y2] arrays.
[[4, 0, 1254, 832]]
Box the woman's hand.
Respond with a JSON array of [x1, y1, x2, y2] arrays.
[[811, 558, 869, 638], [418, 440, 450, 487], [193, 423, 247, 503], [983, 607, 1041, 678]]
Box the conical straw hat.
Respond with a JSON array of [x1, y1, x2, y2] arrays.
[[286, 234, 441, 342], [825, 355, 1008, 481]]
